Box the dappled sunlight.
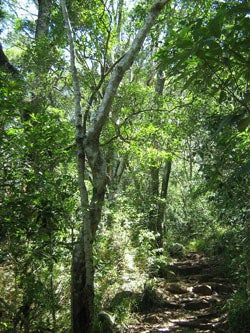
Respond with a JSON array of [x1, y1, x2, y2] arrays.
[[126, 252, 232, 332]]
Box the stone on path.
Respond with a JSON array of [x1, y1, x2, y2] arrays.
[[192, 284, 213, 296]]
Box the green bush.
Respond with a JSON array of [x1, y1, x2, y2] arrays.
[[108, 290, 140, 323], [226, 291, 250, 333], [139, 281, 165, 312]]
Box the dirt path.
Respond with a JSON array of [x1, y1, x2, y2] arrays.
[[127, 252, 234, 332]]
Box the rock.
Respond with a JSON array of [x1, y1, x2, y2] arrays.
[[166, 283, 188, 294], [158, 266, 177, 281], [192, 284, 213, 296], [169, 243, 184, 257], [170, 264, 204, 276], [197, 274, 216, 283], [109, 290, 140, 312], [184, 299, 210, 310], [210, 282, 233, 294], [163, 300, 182, 309], [177, 318, 215, 330], [140, 284, 166, 311], [98, 311, 115, 333]]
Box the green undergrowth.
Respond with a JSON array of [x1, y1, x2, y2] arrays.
[[188, 226, 238, 255], [226, 291, 250, 333]]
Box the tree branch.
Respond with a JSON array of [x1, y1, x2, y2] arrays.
[[86, 0, 170, 142], [0, 43, 19, 75]]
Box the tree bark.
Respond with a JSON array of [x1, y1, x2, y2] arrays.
[[156, 68, 172, 248], [157, 158, 172, 247], [116, 0, 124, 42], [148, 69, 172, 248], [62, 1, 171, 332], [35, 0, 51, 39], [148, 165, 160, 234], [61, 3, 92, 333]]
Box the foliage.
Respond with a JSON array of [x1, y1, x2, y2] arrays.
[[1, 0, 249, 331], [226, 291, 250, 333], [0, 64, 75, 331]]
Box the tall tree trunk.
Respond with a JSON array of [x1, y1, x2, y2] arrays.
[[155, 70, 172, 248], [148, 165, 160, 234], [35, 0, 51, 39], [157, 158, 172, 247], [62, 1, 170, 332], [148, 68, 172, 248], [60, 3, 91, 332], [116, 0, 124, 42]]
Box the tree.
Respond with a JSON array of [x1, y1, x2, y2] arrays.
[[61, 1, 171, 331]]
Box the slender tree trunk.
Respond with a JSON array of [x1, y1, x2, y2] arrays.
[[245, 217, 250, 298], [148, 165, 160, 234], [62, 1, 171, 332], [157, 158, 172, 247], [155, 70, 172, 248], [61, 3, 92, 332], [49, 236, 57, 333], [116, 0, 124, 42], [148, 69, 172, 248]]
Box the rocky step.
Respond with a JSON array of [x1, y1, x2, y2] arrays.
[[127, 308, 228, 332], [169, 311, 228, 332], [167, 258, 227, 280], [171, 317, 226, 332], [166, 263, 207, 276]]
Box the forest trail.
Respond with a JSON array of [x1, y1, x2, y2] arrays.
[[127, 252, 234, 333]]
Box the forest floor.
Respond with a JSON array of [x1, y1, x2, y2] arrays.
[[126, 252, 234, 333]]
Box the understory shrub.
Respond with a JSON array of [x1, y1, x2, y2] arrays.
[[226, 291, 250, 333]]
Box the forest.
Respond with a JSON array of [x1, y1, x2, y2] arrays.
[[0, 0, 249, 332]]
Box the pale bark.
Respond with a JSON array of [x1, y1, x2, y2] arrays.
[[61, 2, 93, 332], [155, 69, 171, 248], [113, 155, 127, 185], [62, 1, 171, 332], [116, 0, 124, 42]]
